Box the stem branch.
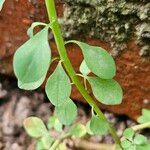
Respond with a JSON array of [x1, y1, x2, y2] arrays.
[[132, 121, 150, 132]]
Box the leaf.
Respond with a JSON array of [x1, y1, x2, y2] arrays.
[[89, 115, 109, 135], [27, 22, 47, 38], [121, 140, 132, 149], [133, 134, 148, 145], [56, 142, 67, 150], [137, 144, 150, 150], [88, 77, 123, 105], [36, 135, 54, 150], [18, 75, 45, 90], [47, 116, 62, 132], [128, 144, 136, 150], [123, 128, 135, 141], [0, 0, 5, 11], [138, 109, 150, 124], [41, 134, 54, 149], [79, 60, 90, 76], [55, 98, 77, 125], [86, 121, 94, 135], [23, 117, 48, 138], [69, 123, 87, 138], [66, 40, 116, 79], [13, 27, 51, 90], [36, 140, 45, 150], [45, 63, 71, 106]]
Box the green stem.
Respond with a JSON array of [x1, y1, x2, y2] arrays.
[[132, 121, 150, 131], [45, 0, 122, 149], [49, 134, 70, 150]]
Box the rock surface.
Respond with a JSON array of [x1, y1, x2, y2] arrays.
[[0, 0, 149, 120]]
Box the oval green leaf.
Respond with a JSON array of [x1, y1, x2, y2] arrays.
[[13, 27, 51, 90], [27, 22, 47, 38], [80, 60, 91, 76], [55, 98, 77, 125], [88, 77, 123, 105], [66, 40, 116, 79], [23, 117, 48, 138], [133, 134, 148, 145], [123, 128, 135, 141], [45, 63, 71, 106], [69, 123, 87, 138], [47, 116, 62, 132], [90, 115, 109, 135], [138, 109, 150, 124]]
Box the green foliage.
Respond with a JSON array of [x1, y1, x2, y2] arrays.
[[0, 0, 5, 11], [79, 60, 90, 76], [133, 134, 148, 145], [13, 27, 51, 90], [123, 128, 135, 141], [41, 134, 54, 149], [138, 109, 150, 124], [86, 121, 94, 135], [89, 115, 109, 135], [23, 117, 48, 138], [27, 22, 47, 38], [66, 40, 116, 79], [121, 127, 150, 150], [45, 63, 71, 106], [13, 1, 126, 149], [87, 77, 123, 105], [55, 98, 77, 125], [47, 116, 63, 132], [69, 123, 87, 138]]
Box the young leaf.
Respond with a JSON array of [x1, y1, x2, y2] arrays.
[[121, 140, 132, 149], [90, 115, 109, 135], [13, 27, 51, 90], [86, 121, 94, 135], [47, 116, 62, 132], [66, 40, 116, 79], [69, 123, 87, 138], [55, 98, 77, 125], [138, 109, 150, 124], [36, 135, 54, 150], [45, 63, 71, 106], [79, 60, 90, 76], [133, 134, 148, 145], [18, 75, 45, 90], [36, 140, 45, 150], [23, 117, 48, 138], [137, 144, 150, 150], [87, 77, 123, 105], [41, 134, 54, 149], [0, 0, 5, 11], [27, 22, 47, 38], [123, 128, 135, 141]]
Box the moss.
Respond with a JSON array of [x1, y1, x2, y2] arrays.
[[59, 0, 150, 57]]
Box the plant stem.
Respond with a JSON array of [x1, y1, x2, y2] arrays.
[[49, 134, 70, 150], [132, 121, 150, 131], [45, 0, 122, 149]]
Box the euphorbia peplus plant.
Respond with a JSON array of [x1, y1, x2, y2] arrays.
[[13, 0, 123, 149], [12, 0, 149, 150]]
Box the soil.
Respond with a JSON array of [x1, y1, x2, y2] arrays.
[[0, 75, 141, 150]]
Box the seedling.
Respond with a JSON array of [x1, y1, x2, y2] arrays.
[[121, 109, 150, 150], [12, 0, 150, 149]]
